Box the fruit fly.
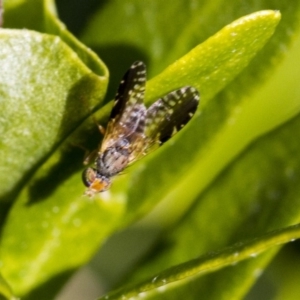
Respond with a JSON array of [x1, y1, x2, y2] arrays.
[[82, 61, 200, 196]]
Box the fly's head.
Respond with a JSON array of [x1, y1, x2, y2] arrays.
[[82, 167, 111, 197]]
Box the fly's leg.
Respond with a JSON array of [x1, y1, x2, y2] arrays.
[[83, 149, 98, 165]]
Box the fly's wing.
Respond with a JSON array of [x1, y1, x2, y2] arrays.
[[145, 86, 200, 150], [101, 61, 147, 151]]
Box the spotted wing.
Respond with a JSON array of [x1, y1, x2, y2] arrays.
[[145, 86, 200, 147], [101, 61, 147, 151]]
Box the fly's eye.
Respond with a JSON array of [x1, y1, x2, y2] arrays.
[[82, 167, 97, 187]]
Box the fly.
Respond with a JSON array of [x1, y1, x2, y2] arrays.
[[82, 61, 200, 196]]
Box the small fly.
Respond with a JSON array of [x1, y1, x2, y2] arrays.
[[82, 61, 200, 196]]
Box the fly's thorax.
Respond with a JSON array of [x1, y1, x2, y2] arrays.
[[97, 138, 130, 176]]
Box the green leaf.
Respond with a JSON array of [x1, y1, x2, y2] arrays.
[[114, 10, 282, 225], [0, 29, 107, 202], [120, 110, 300, 299], [81, 0, 294, 83], [3, 0, 108, 78], [43, 0, 108, 76], [0, 166, 124, 297], [98, 223, 300, 300]]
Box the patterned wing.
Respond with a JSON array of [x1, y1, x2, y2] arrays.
[[101, 61, 147, 150], [145, 86, 200, 146]]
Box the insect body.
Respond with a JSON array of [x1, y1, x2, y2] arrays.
[[82, 61, 200, 196]]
